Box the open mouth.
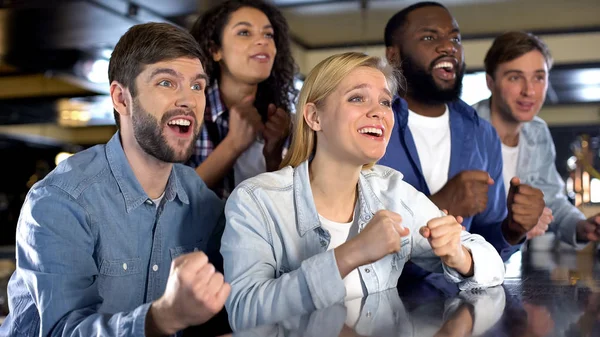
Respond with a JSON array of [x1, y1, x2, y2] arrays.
[[433, 61, 454, 73], [358, 127, 384, 138], [167, 118, 192, 136]]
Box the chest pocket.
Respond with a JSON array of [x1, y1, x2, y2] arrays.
[[99, 257, 143, 276], [396, 236, 411, 263], [169, 240, 205, 260]]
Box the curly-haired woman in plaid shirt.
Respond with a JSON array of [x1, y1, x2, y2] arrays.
[[187, 0, 299, 199]]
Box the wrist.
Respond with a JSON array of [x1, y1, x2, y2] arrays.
[[222, 136, 245, 157], [147, 299, 180, 336], [335, 240, 364, 278], [502, 218, 526, 245]]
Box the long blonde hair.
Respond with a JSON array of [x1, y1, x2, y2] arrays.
[[280, 52, 401, 169]]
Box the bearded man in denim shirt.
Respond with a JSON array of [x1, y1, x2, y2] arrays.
[[0, 23, 230, 337], [379, 1, 546, 281], [473, 31, 600, 249]]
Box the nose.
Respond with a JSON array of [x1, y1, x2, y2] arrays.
[[175, 87, 198, 110], [521, 79, 536, 97], [255, 34, 271, 46], [436, 38, 457, 56], [366, 103, 388, 119]]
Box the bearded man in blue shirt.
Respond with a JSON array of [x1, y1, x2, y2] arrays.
[[1, 23, 229, 337], [379, 2, 546, 284]]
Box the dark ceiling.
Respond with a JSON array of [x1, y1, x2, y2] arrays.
[[0, 0, 599, 127]]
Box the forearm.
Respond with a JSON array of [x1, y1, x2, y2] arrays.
[[49, 303, 152, 337], [333, 240, 365, 278], [225, 250, 345, 331], [196, 137, 243, 188], [450, 246, 474, 277]]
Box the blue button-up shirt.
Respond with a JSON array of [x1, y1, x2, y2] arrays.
[[0, 133, 224, 337], [379, 98, 520, 263]]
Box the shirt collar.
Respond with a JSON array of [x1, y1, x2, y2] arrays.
[[393, 95, 480, 127], [293, 160, 384, 237], [105, 132, 189, 213], [206, 80, 228, 122]]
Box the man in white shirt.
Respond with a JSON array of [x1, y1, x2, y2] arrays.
[[473, 31, 600, 248]]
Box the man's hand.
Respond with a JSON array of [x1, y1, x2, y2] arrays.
[[420, 214, 473, 277], [503, 177, 545, 245], [527, 207, 553, 240], [263, 103, 291, 171], [335, 210, 410, 277], [576, 213, 600, 242], [429, 170, 494, 218], [146, 252, 231, 336]]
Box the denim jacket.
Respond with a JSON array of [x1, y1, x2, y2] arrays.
[[0, 133, 224, 337], [473, 98, 586, 246], [221, 160, 505, 331]]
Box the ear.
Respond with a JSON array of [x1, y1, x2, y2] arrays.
[[210, 42, 223, 62], [385, 46, 401, 67], [110, 81, 131, 118], [485, 73, 495, 91], [303, 103, 321, 132]]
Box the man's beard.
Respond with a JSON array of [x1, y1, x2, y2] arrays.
[[131, 98, 199, 163], [400, 52, 466, 105]]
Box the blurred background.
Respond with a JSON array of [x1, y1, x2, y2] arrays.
[[0, 0, 600, 316]]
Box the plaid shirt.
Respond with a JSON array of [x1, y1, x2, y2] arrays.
[[188, 81, 234, 198], [188, 82, 291, 199]]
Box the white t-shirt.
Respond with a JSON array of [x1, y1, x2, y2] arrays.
[[234, 139, 266, 187], [407, 106, 451, 194], [318, 214, 364, 301], [501, 143, 520, 198]]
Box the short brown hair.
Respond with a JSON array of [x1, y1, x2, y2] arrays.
[[484, 31, 553, 79], [108, 22, 204, 129]]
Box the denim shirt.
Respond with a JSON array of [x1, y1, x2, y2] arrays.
[[379, 97, 520, 262], [473, 99, 586, 247], [221, 160, 505, 331], [0, 133, 224, 337]]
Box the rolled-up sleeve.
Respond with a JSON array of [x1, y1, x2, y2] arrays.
[[15, 185, 150, 337], [222, 186, 345, 331], [441, 231, 505, 290]]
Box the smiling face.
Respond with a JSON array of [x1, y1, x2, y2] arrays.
[[129, 57, 207, 163], [487, 50, 549, 123], [307, 66, 394, 166], [393, 6, 465, 104], [213, 6, 277, 85]]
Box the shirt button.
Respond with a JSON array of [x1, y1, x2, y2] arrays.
[[145, 199, 153, 205], [366, 311, 372, 318], [193, 247, 199, 252], [152, 264, 159, 272], [122, 263, 128, 270], [365, 268, 371, 273]]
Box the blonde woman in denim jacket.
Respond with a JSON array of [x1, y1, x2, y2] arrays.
[[221, 52, 505, 331]]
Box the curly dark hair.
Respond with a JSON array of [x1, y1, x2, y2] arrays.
[[190, 0, 298, 118]]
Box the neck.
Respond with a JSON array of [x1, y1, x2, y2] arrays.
[[219, 73, 258, 109], [309, 153, 361, 223], [405, 95, 446, 117], [119, 132, 172, 199], [489, 99, 522, 147]]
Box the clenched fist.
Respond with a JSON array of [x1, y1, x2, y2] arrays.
[[146, 251, 231, 336], [420, 214, 473, 277], [430, 170, 494, 218], [334, 210, 410, 278], [503, 177, 545, 245]]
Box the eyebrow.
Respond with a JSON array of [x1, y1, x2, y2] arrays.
[[345, 83, 392, 97], [232, 21, 273, 30], [149, 68, 209, 83], [503, 69, 547, 76], [417, 27, 460, 35]]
